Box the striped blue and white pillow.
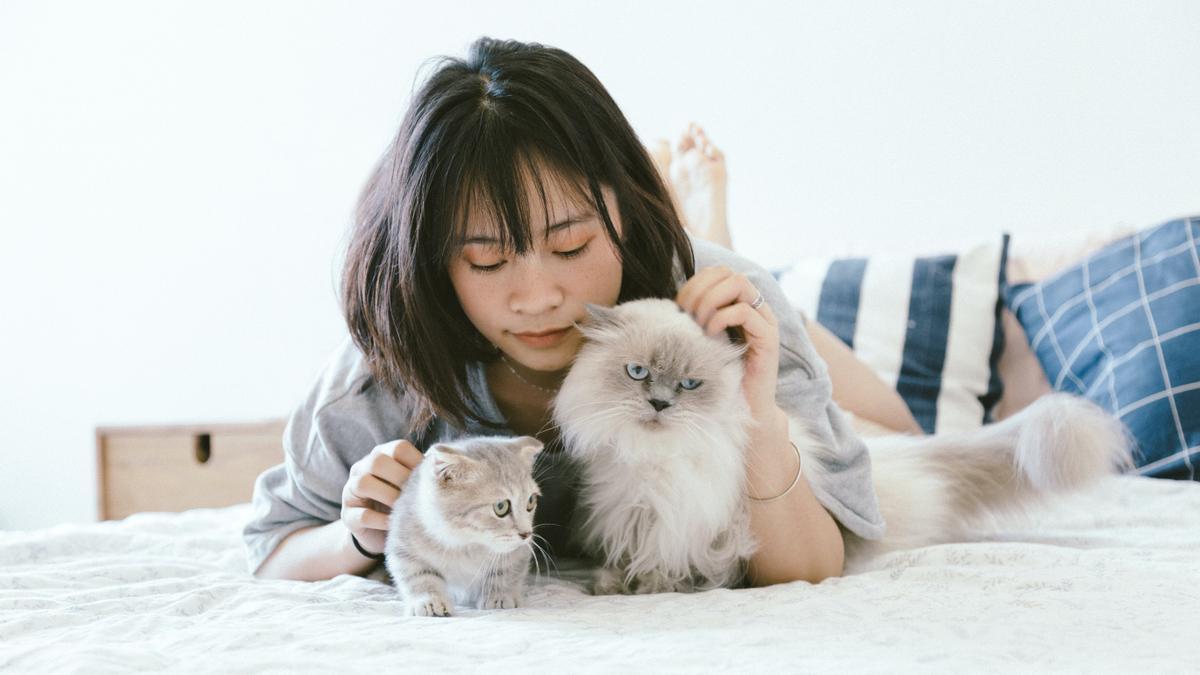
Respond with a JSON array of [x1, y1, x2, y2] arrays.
[[1006, 216, 1200, 480], [775, 237, 1009, 434]]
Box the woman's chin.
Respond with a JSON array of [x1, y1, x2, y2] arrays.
[[506, 341, 578, 373]]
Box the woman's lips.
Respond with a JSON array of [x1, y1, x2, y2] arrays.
[[512, 327, 571, 348]]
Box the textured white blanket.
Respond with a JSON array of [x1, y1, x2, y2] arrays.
[[2, 475, 1198, 674]]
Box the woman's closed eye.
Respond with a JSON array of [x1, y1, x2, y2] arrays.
[[467, 241, 592, 274], [469, 259, 506, 273], [555, 241, 590, 260]]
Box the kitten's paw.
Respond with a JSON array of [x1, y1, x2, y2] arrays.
[[480, 593, 522, 610], [408, 592, 453, 617], [591, 567, 629, 595], [631, 571, 683, 595]]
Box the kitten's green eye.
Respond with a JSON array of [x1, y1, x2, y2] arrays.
[[493, 499, 511, 517], [679, 378, 702, 391], [626, 363, 649, 380], [527, 494, 538, 512]]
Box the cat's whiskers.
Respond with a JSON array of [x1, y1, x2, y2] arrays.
[[538, 406, 633, 444], [528, 530, 559, 579], [559, 402, 640, 428], [674, 413, 728, 450], [470, 548, 503, 600], [677, 412, 772, 489]]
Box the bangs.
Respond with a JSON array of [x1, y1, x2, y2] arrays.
[[437, 139, 615, 265], [343, 37, 694, 433]]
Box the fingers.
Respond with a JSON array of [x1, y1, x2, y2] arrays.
[[378, 439, 424, 470], [676, 266, 734, 316], [692, 273, 761, 329], [354, 473, 402, 509], [704, 302, 774, 342], [342, 504, 390, 533], [676, 266, 776, 331], [343, 439, 424, 529]]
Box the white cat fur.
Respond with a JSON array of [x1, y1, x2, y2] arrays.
[[553, 298, 1134, 592]]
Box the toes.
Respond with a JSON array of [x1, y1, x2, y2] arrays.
[[678, 123, 724, 164], [676, 124, 696, 153], [692, 125, 723, 161]]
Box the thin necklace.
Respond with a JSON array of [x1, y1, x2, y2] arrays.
[[500, 355, 560, 394]]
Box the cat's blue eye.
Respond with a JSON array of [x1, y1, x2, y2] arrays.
[[626, 363, 649, 380], [679, 378, 702, 391], [493, 499, 511, 517], [527, 494, 538, 512]]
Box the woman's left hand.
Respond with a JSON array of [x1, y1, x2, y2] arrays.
[[675, 266, 782, 423]]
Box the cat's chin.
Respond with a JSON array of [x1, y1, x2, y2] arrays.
[[489, 538, 527, 554], [637, 416, 675, 431]]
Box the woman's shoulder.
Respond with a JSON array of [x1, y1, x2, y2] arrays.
[[286, 336, 423, 461], [690, 234, 773, 278]]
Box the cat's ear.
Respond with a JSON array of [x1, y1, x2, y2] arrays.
[[429, 444, 475, 482], [576, 303, 619, 338], [720, 340, 749, 367], [511, 436, 544, 464]]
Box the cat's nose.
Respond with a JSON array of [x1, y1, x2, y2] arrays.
[[518, 531, 531, 540], [648, 398, 671, 412]]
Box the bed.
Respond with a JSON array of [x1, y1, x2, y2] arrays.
[[2, 474, 1197, 673], [6, 222, 1198, 673]]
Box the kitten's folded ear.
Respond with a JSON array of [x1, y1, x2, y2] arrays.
[[511, 436, 544, 463], [429, 444, 475, 482], [576, 303, 620, 338]]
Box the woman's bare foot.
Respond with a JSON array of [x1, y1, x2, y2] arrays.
[[648, 123, 732, 249]]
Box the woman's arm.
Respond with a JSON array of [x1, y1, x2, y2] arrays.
[[807, 319, 923, 436], [253, 520, 378, 581], [743, 408, 845, 585]]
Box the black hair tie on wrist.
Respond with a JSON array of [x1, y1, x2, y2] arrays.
[[351, 533, 386, 562]]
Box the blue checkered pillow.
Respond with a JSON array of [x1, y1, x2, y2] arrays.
[[1006, 216, 1200, 480]]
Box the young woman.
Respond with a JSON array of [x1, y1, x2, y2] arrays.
[[244, 37, 913, 586]]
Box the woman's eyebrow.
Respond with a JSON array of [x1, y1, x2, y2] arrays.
[[460, 212, 594, 245]]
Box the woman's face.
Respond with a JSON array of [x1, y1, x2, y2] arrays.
[[448, 176, 624, 374]]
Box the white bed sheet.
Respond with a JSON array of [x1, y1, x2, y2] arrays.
[[2, 475, 1198, 674]]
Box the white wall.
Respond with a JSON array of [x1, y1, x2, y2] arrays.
[[2, 0, 1197, 530]]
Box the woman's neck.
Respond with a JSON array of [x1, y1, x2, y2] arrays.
[[484, 359, 563, 440]]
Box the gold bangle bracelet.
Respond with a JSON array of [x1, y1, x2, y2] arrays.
[[747, 440, 803, 504]]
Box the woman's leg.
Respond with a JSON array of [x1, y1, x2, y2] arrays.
[[651, 125, 922, 436], [806, 319, 923, 435], [649, 123, 733, 249]]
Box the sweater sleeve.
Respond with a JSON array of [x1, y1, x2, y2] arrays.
[[241, 340, 404, 574], [691, 239, 887, 541]]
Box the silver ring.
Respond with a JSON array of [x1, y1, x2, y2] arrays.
[[750, 293, 765, 310]]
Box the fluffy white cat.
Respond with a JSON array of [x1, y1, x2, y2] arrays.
[[552, 298, 1134, 593]]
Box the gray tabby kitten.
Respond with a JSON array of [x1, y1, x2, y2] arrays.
[[383, 435, 543, 617], [553, 298, 1132, 594]]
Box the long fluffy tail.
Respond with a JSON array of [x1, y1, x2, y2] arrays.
[[845, 393, 1135, 561]]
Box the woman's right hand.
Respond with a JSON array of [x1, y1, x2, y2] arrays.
[[341, 440, 425, 556]]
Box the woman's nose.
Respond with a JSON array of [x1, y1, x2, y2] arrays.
[[508, 259, 564, 314]]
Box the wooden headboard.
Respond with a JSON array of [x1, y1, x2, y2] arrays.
[[96, 420, 287, 520]]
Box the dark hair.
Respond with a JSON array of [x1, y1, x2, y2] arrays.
[[341, 37, 695, 432]]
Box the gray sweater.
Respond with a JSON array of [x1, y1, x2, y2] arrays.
[[242, 236, 886, 574]]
